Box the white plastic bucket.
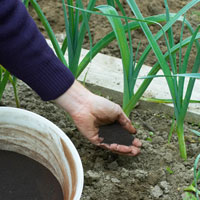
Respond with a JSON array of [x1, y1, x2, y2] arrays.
[[0, 107, 83, 200]]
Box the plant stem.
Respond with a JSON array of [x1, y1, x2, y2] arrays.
[[177, 122, 187, 160], [13, 82, 20, 108]]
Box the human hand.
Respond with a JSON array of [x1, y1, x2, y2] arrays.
[[55, 80, 142, 156]]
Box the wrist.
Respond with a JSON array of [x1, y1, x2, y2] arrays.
[[55, 80, 92, 116]]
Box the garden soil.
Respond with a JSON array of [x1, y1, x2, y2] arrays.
[[2, 81, 200, 200]]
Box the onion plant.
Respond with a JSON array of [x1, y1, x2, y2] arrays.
[[194, 154, 200, 199], [96, 0, 200, 159], [0, 65, 20, 107], [129, 0, 200, 160], [22, 0, 30, 8], [184, 152, 200, 199], [28, 0, 96, 77]]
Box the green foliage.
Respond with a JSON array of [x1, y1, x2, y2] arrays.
[[166, 166, 174, 174], [184, 153, 200, 200], [22, 0, 30, 8], [146, 131, 154, 142], [134, 0, 199, 160], [0, 65, 20, 107], [191, 129, 200, 137], [29, 0, 97, 78], [183, 192, 198, 200], [0, 65, 9, 102], [28, 0, 174, 80], [194, 154, 200, 199]]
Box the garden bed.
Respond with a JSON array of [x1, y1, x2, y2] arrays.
[[2, 81, 200, 199]]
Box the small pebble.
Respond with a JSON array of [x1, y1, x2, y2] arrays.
[[160, 181, 170, 194], [111, 177, 120, 183], [151, 185, 163, 199], [86, 170, 100, 181]]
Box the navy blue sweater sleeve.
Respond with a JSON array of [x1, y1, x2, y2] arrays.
[[0, 0, 75, 101]]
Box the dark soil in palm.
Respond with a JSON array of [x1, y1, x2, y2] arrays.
[[0, 150, 63, 200], [99, 122, 134, 146], [2, 81, 200, 200]]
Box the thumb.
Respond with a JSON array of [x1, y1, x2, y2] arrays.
[[118, 112, 137, 134]]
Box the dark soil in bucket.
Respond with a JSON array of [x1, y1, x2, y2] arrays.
[[0, 150, 63, 200]]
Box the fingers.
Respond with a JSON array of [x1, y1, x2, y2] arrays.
[[110, 144, 140, 155], [133, 138, 142, 147], [88, 133, 103, 145], [117, 110, 137, 134], [100, 143, 141, 156]]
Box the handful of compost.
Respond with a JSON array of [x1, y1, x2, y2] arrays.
[[99, 122, 135, 146]]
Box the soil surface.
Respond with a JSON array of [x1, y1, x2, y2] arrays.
[[28, 0, 200, 72], [1, 81, 200, 200], [0, 150, 63, 200]]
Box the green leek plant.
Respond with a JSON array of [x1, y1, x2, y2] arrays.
[[193, 154, 200, 199], [184, 153, 200, 199], [129, 0, 200, 160], [0, 65, 20, 107], [184, 128, 200, 199], [28, 0, 97, 77], [96, 0, 200, 159], [128, 0, 200, 160], [22, 0, 30, 8], [0, 65, 9, 104]]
